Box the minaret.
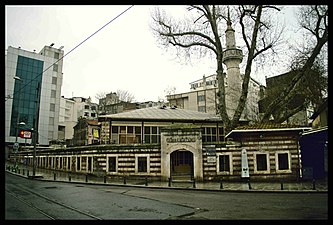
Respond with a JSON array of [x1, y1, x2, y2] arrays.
[[222, 7, 243, 118]]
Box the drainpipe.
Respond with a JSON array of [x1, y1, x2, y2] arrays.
[[297, 132, 302, 181]]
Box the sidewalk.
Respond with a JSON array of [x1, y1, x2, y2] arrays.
[[5, 162, 328, 193]]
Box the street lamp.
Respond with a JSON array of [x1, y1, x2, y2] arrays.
[[31, 127, 36, 176], [13, 76, 23, 154]]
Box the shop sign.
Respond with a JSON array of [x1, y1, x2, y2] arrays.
[[19, 130, 32, 139]]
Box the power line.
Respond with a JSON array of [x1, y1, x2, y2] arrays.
[[6, 5, 134, 102]]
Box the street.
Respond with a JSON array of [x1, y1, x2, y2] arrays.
[[5, 172, 327, 220]]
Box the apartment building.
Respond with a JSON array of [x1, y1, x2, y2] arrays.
[[59, 96, 98, 145]]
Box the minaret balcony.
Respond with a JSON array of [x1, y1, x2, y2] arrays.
[[222, 48, 243, 62]]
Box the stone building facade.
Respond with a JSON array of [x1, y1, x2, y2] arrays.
[[225, 124, 311, 180], [72, 118, 100, 146], [15, 107, 311, 182]]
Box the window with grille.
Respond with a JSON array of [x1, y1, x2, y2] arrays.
[[256, 154, 267, 171], [108, 156, 116, 172], [202, 127, 223, 143], [219, 155, 230, 172], [76, 157, 81, 171], [278, 153, 289, 170], [138, 157, 147, 172]]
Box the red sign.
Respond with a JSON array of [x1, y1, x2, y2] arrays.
[[19, 130, 32, 139]]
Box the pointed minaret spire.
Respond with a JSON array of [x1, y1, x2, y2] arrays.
[[225, 6, 236, 49], [227, 6, 232, 27]]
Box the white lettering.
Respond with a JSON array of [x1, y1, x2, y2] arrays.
[[166, 137, 196, 143]]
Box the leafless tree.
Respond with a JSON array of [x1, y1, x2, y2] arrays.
[[95, 91, 108, 102], [116, 89, 135, 103], [164, 85, 176, 96], [95, 91, 109, 114], [260, 5, 328, 123], [95, 89, 135, 114], [161, 85, 177, 105], [151, 5, 283, 132]]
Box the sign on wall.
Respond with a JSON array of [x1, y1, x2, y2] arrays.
[[93, 129, 99, 138], [19, 130, 32, 139], [207, 156, 216, 163]]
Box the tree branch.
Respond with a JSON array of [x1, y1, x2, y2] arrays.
[[252, 44, 273, 59]]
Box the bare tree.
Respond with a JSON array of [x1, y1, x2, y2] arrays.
[[161, 85, 176, 105], [116, 89, 135, 103], [164, 85, 176, 96], [260, 5, 328, 123], [95, 89, 135, 115], [95, 91, 108, 102], [95, 91, 108, 115], [151, 5, 282, 132]]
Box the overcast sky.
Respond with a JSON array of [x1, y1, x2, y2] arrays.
[[5, 5, 300, 103]]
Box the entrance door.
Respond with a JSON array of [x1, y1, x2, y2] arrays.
[[171, 150, 193, 178]]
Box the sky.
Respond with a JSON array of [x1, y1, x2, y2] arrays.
[[5, 5, 300, 103]]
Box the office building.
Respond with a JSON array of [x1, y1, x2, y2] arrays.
[[5, 45, 64, 153]]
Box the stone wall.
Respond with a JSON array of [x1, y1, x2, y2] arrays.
[[15, 132, 301, 181]]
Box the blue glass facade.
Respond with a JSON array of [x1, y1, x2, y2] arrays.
[[10, 55, 44, 136]]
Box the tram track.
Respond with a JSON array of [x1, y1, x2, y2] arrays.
[[5, 181, 103, 220]]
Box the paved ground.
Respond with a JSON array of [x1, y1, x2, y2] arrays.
[[5, 162, 328, 193]]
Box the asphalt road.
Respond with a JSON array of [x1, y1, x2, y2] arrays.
[[5, 172, 328, 220]]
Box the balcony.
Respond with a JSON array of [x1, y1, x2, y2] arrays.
[[222, 48, 243, 63]]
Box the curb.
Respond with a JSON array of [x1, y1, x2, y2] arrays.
[[6, 170, 327, 194]]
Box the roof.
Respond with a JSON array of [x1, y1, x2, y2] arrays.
[[301, 126, 328, 136], [99, 106, 222, 122], [73, 118, 99, 129], [225, 123, 312, 138], [234, 123, 307, 130], [86, 120, 99, 126]]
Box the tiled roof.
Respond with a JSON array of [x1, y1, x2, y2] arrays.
[[235, 123, 307, 130], [225, 123, 312, 138], [86, 120, 99, 126], [99, 106, 221, 122]]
